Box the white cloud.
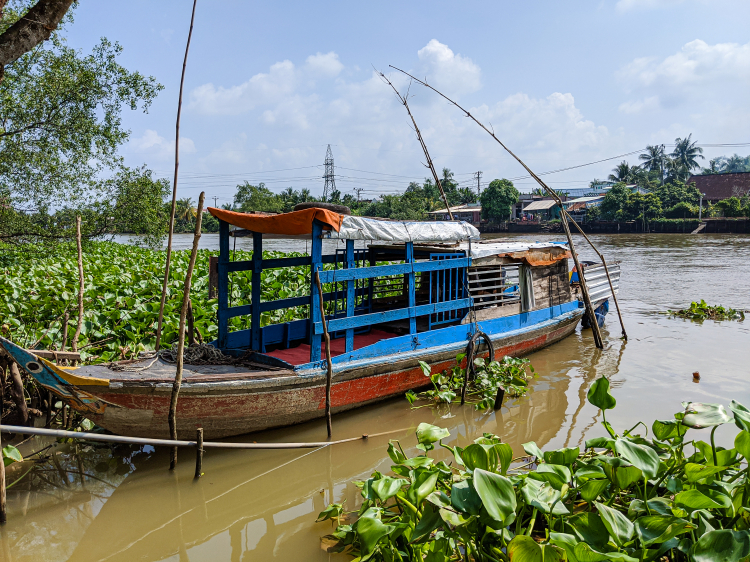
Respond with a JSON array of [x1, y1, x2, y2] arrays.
[[128, 129, 196, 160], [304, 52, 344, 78], [618, 95, 660, 114], [416, 39, 481, 97], [619, 39, 750, 87], [189, 60, 297, 115], [615, 0, 685, 12]]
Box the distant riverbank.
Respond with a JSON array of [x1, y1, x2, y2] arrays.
[[479, 217, 750, 234]]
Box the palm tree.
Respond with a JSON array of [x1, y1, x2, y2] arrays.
[[724, 154, 749, 173], [670, 134, 704, 178], [639, 144, 665, 173], [701, 158, 725, 175], [175, 197, 196, 221], [608, 161, 632, 183]]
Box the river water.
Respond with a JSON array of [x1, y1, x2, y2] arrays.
[[2, 234, 749, 561]]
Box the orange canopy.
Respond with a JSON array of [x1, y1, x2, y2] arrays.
[[207, 207, 344, 236]]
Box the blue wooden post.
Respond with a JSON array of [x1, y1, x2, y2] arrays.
[[251, 231, 262, 351], [345, 239, 355, 352], [406, 242, 416, 335], [309, 220, 323, 363], [217, 220, 230, 349]]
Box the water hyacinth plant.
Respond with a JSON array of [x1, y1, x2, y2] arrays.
[[668, 300, 745, 321], [406, 355, 536, 410], [318, 377, 750, 561]]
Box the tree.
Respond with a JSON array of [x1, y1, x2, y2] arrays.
[[456, 186, 477, 205], [723, 154, 750, 173], [639, 144, 665, 174], [716, 197, 749, 218], [598, 183, 631, 220], [652, 179, 701, 209], [233, 182, 283, 213], [608, 161, 633, 183], [664, 201, 698, 218], [480, 179, 519, 222], [622, 192, 662, 227], [701, 158, 725, 175], [0, 0, 75, 80], [0, 3, 162, 245], [670, 134, 704, 180]]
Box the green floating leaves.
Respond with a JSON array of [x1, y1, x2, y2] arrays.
[[596, 501, 635, 548], [634, 515, 694, 546], [588, 377, 616, 411], [691, 529, 750, 562], [683, 402, 733, 429], [473, 468, 516, 525], [614, 438, 660, 479], [2, 444, 23, 466], [729, 400, 750, 432], [415, 423, 450, 452]]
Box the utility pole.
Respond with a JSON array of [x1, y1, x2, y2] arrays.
[[699, 192, 704, 221], [353, 187, 363, 203], [474, 171, 482, 197], [212, 196, 218, 208], [323, 144, 336, 201]]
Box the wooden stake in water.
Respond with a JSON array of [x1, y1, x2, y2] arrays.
[[169, 192, 205, 470], [194, 428, 204, 479], [314, 271, 333, 438]]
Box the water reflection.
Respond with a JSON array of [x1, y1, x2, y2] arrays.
[[3, 234, 750, 560]]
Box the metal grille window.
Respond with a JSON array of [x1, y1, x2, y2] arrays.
[[428, 253, 467, 329], [467, 264, 521, 308]]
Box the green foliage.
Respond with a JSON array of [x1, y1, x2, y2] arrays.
[[668, 300, 745, 321], [664, 201, 698, 219], [234, 182, 285, 214], [0, 241, 317, 362], [408, 355, 535, 409], [481, 179, 519, 222], [598, 184, 632, 221], [653, 180, 701, 209], [716, 197, 750, 218], [2, 444, 22, 466], [0, 5, 163, 246], [317, 386, 750, 562]]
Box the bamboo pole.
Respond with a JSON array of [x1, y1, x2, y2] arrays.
[[169, 192, 204, 470], [71, 216, 84, 354], [0, 428, 6, 524], [0, 425, 409, 449], [377, 71, 454, 219], [390, 66, 604, 348], [563, 213, 627, 340], [314, 271, 333, 438], [156, 0, 198, 352]]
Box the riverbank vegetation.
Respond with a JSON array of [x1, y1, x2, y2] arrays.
[[0, 241, 312, 363], [317, 378, 750, 562]]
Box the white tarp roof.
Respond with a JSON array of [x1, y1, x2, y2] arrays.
[[564, 196, 605, 204], [324, 215, 480, 242], [460, 241, 569, 260], [522, 200, 558, 211]]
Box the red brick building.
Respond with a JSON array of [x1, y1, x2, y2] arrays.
[[688, 172, 750, 203]]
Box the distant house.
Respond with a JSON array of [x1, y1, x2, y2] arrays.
[[563, 196, 605, 221], [522, 199, 559, 220], [427, 203, 481, 223], [688, 172, 750, 204]]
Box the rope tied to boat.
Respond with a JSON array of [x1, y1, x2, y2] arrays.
[[108, 343, 234, 371]]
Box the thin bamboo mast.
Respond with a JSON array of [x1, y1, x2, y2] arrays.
[[377, 71, 454, 220], [71, 215, 84, 354], [169, 191, 204, 470], [156, 0, 198, 351], [391, 66, 604, 348], [564, 214, 627, 340]]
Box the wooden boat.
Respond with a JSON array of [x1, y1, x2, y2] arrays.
[[0, 207, 620, 439]]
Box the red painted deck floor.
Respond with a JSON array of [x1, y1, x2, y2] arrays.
[[264, 329, 395, 366]]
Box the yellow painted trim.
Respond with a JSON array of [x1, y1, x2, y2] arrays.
[[38, 357, 110, 386]]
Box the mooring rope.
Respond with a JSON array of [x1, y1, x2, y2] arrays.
[[108, 343, 235, 372]]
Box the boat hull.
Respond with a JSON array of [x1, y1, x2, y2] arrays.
[[79, 308, 582, 439]]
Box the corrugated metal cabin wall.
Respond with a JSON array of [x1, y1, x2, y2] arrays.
[[529, 260, 572, 310]]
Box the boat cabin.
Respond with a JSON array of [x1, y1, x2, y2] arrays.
[[208, 207, 576, 373]]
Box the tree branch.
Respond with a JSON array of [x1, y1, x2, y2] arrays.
[[0, 0, 75, 77]]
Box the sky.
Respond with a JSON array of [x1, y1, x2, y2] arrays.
[[63, 0, 750, 205]]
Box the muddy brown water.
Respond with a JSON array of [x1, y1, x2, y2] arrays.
[[3, 234, 749, 561]]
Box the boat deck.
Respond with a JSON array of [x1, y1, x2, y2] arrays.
[[72, 359, 296, 384], [264, 328, 395, 366]]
